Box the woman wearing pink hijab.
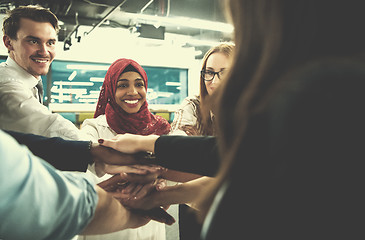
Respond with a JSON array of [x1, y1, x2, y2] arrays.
[[80, 58, 170, 240]]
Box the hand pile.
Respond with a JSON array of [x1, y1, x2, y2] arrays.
[[98, 162, 176, 225]]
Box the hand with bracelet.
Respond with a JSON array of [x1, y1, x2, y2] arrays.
[[97, 133, 217, 217], [90, 142, 151, 177]]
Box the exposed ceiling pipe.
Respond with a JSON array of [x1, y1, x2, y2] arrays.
[[84, 0, 127, 36], [63, 12, 80, 50], [121, 11, 233, 33], [64, 0, 73, 16], [140, 0, 154, 13], [166, 0, 170, 17]]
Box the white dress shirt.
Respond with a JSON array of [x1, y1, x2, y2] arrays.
[[0, 57, 85, 140], [79, 114, 166, 240]]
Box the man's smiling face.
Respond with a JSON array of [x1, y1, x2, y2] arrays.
[[5, 18, 57, 78]]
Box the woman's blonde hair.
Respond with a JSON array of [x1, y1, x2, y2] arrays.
[[197, 42, 235, 136]]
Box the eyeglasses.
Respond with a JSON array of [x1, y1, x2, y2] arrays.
[[201, 69, 227, 81]]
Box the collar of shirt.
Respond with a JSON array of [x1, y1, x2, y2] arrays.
[[5, 57, 41, 90], [96, 114, 110, 127]]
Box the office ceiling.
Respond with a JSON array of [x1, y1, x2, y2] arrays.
[[0, 0, 233, 58]]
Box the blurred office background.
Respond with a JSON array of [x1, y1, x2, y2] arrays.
[[1, 1, 232, 239], [1, 0, 233, 126]]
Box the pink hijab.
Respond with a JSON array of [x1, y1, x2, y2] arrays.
[[94, 58, 170, 135]]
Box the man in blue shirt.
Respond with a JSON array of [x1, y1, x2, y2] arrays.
[[0, 130, 151, 239]]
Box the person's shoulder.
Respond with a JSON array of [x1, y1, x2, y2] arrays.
[[183, 95, 200, 104], [0, 64, 28, 91], [0, 77, 30, 98], [80, 115, 115, 141], [179, 95, 200, 110], [82, 115, 108, 127], [0, 65, 21, 84]]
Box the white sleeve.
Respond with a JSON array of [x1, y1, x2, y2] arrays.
[[169, 97, 198, 135], [80, 118, 102, 142], [0, 81, 84, 140]]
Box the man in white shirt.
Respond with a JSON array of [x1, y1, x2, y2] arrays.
[[0, 5, 83, 140]]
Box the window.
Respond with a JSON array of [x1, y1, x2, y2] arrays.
[[48, 60, 188, 111], [49, 61, 108, 105]]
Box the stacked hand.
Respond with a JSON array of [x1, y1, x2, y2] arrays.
[[98, 163, 175, 225], [96, 133, 205, 226], [180, 125, 199, 136]]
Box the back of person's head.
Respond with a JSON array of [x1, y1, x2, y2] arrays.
[[2, 5, 59, 39], [217, 0, 365, 159], [200, 0, 365, 235]]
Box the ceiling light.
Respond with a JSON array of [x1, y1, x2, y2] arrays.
[[122, 12, 233, 33], [66, 64, 109, 70], [165, 82, 181, 86], [53, 81, 94, 86], [90, 77, 105, 82], [68, 71, 77, 81]]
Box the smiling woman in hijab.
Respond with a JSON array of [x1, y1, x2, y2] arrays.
[[80, 58, 170, 240], [82, 58, 170, 139]]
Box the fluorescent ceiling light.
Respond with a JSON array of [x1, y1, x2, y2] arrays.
[[165, 82, 181, 86], [53, 81, 94, 86], [79, 99, 98, 103], [51, 88, 87, 94], [90, 77, 105, 82], [157, 92, 174, 97], [66, 64, 109, 71], [77, 94, 100, 99], [122, 12, 233, 33], [164, 32, 227, 47], [68, 71, 77, 81], [194, 50, 203, 56]]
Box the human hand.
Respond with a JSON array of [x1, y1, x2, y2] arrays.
[[116, 179, 166, 202], [91, 144, 157, 177], [98, 133, 159, 154], [122, 177, 213, 212], [114, 179, 174, 225], [116, 182, 175, 226], [98, 172, 175, 225], [132, 207, 175, 226], [181, 125, 199, 136], [118, 182, 170, 210], [102, 164, 165, 177], [98, 166, 166, 192], [122, 206, 152, 229], [82, 186, 152, 234]]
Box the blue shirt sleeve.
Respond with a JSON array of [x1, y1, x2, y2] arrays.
[[0, 130, 98, 240]]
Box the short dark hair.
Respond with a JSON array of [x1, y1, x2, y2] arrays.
[[2, 5, 59, 40]]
